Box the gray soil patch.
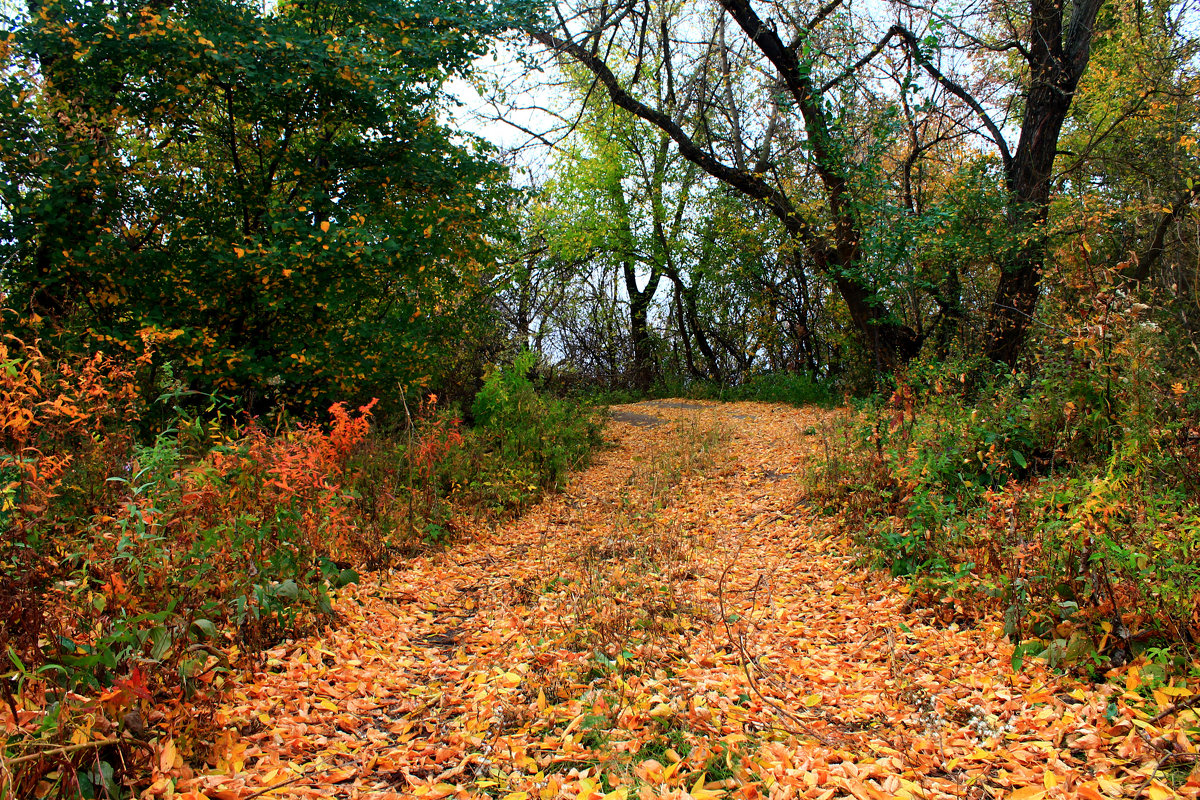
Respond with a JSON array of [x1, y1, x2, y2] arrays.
[[644, 400, 707, 410], [609, 409, 667, 427]]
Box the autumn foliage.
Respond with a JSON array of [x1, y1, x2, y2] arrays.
[[816, 256, 1200, 675], [2, 0, 1198, 795], [0, 328, 600, 797], [140, 403, 1200, 800]]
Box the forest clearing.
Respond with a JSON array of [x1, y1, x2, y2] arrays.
[[132, 402, 1197, 800]]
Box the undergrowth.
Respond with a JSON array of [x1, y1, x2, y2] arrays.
[[0, 331, 600, 798], [815, 279, 1200, 678], [582, 371, 832, 408], [687, 371, 833, 407]]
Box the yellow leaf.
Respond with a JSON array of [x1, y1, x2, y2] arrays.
[[1126, 666, 1141, 692], [1009, 788, 1045, 800], [1147, 780, 1177, 800], [320, 220, 330, 232], [158, 738, 177, 773]]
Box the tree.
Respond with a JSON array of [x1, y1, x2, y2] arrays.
[[1054, 0, 1200, 285], [0, 0, 516, 410], [535, 93, 694, 390], [887, 0, 1105, 362], [523, 0, 931, 371], [518, 0, 1174, 369]]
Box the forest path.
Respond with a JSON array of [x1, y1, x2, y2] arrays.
[[200, 401, 1185, 800]]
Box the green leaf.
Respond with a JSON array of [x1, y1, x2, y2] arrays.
[[149, 626, 173, 661], [191, 619, 218, 641]]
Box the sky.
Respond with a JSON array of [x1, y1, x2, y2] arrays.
[[445, 41, 572, 185]]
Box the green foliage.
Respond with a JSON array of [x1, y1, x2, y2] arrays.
[[625, 371, 832, 407], [710, 372, 833, 407], [473, 351, 541, 428], [0, 0, 517, 412], [469, 351, 604, 501]]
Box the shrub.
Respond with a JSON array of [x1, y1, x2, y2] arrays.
[[723, 371, 833, 406], [1, 333, 604, 797], [816, 313, 1200, 674], [641, 370, 833, 406], [470, 351, 604, 500], [339, 359, 601, 556]]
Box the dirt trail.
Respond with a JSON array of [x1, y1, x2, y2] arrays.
[[198, 401, 1194, 800]]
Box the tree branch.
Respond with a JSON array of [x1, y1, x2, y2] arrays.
[[892, 25, 1014, 174], [527, 27, 801, 228], [819, 28, 901, 93], [1133, 179, 1200, 280]]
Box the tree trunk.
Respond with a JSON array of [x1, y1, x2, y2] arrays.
[[897, 0, 1103, 364], [628, 288, 656, 390], [984, 0, 1105, 364], [610, 170, 662, 391]]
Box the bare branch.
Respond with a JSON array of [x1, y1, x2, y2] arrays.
[[819, 28, 901, 94], [891, 0, 1032, 62], [806, 0, 845, 32], [527, 29, 780, 208], [1133, 179, 1200, 280], [892, 25, 1014, 174]]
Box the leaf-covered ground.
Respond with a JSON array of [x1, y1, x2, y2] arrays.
[[176, 401, 1199, 800]]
